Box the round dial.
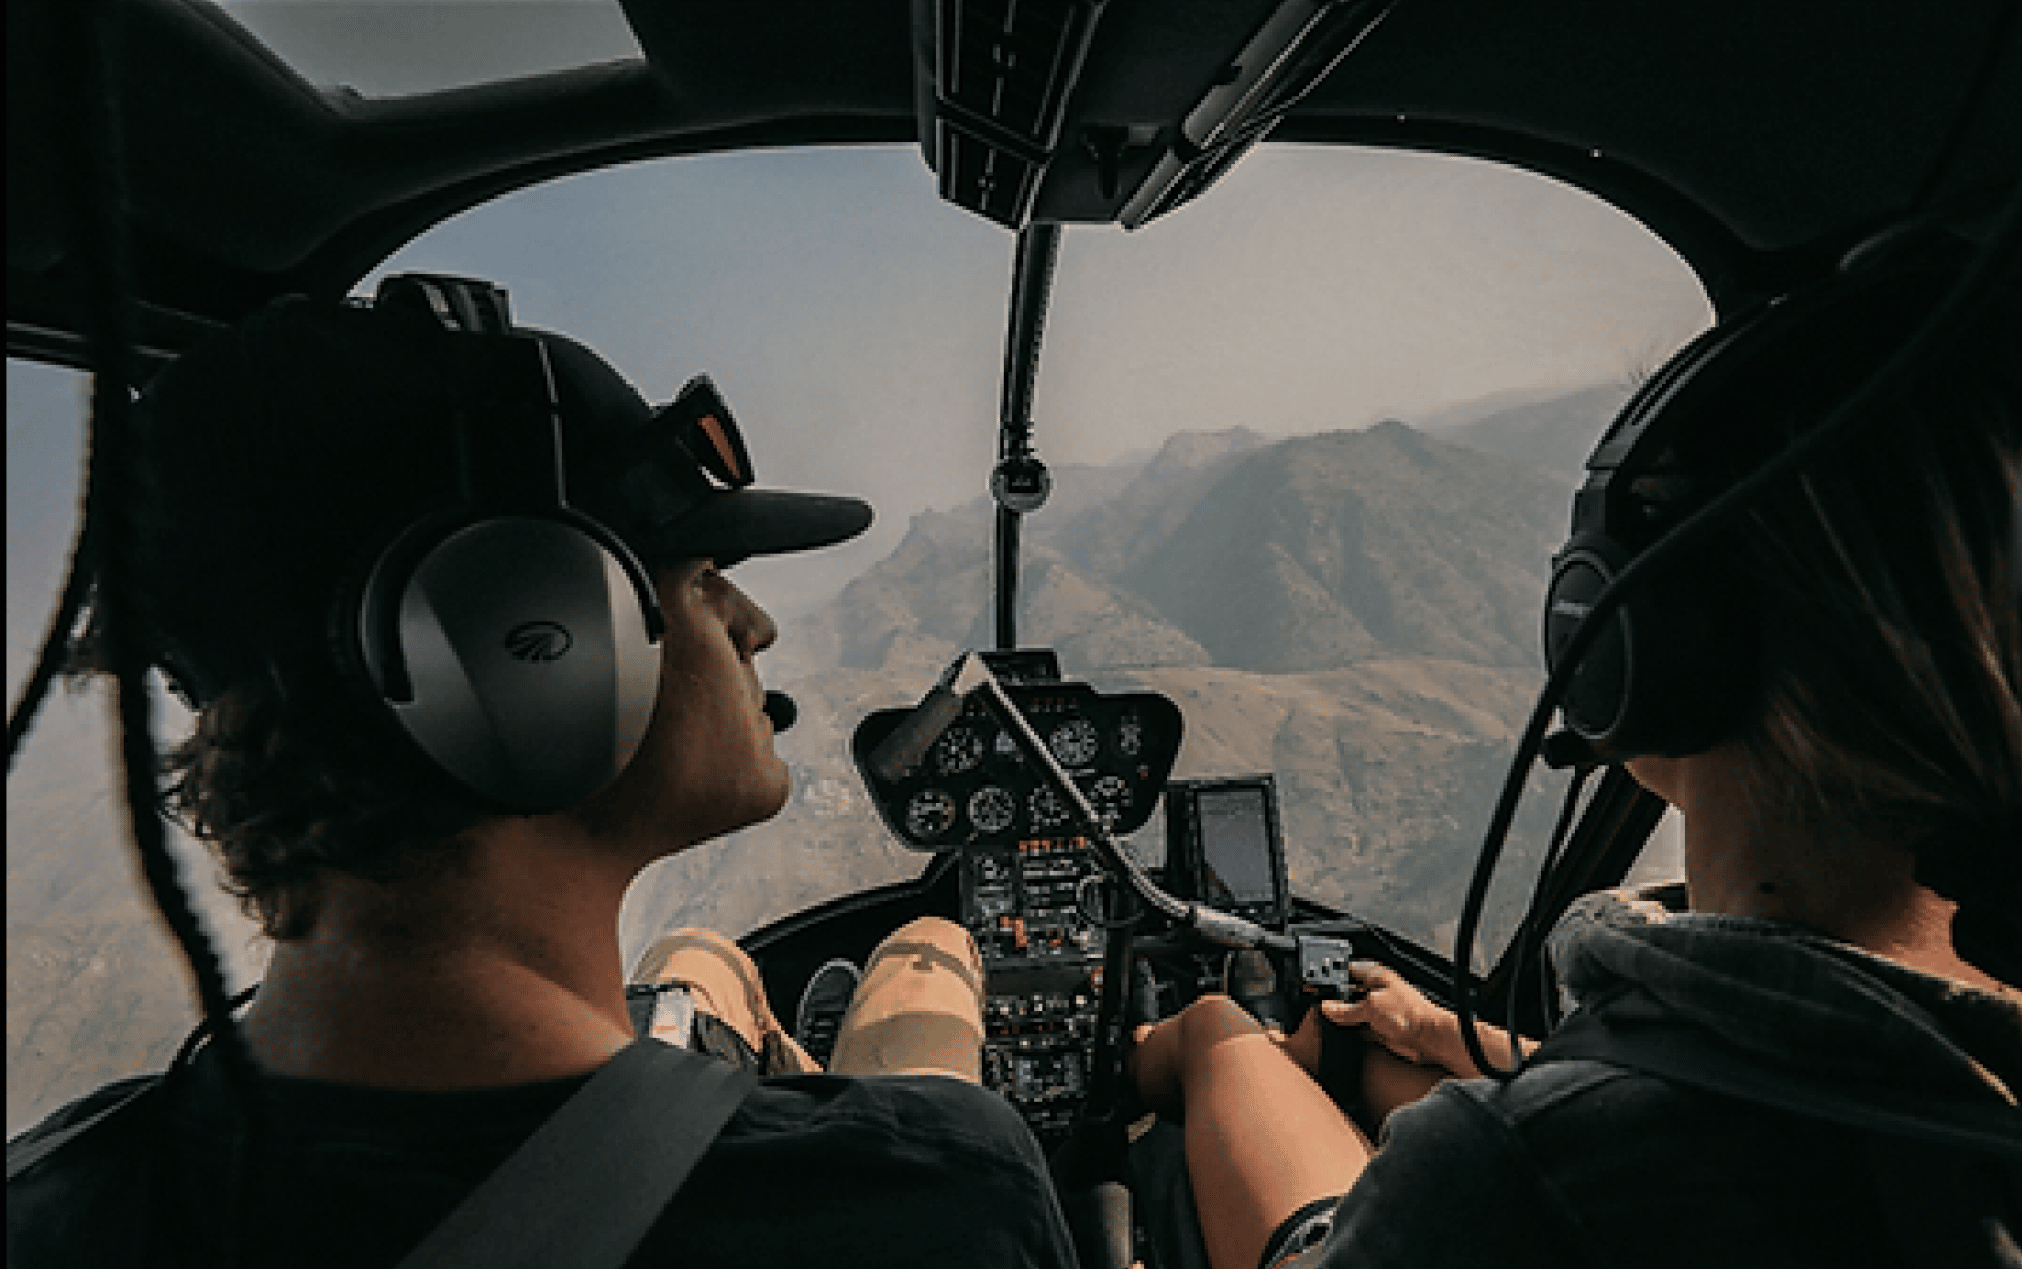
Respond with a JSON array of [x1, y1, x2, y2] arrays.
[[1088, 775, 1130, 828], [967, 785, 1017, 835], [932, 725, 985, 776], [1048, 718, 1101, 768], [1116, 716, 1144, 758], [903, 790, 958, 840], [1028, 786, 1071, 831]]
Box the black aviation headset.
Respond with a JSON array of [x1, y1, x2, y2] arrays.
[[1541, 235, 2002, 760], [340, 274, 667, 815], [1449, 198, 2022, 1081]]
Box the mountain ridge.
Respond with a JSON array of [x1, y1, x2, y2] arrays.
[[807, 418, 1568, 678]]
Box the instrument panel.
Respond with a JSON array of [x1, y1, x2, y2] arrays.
[[850, 660, 1183, 1147], [851, 682, 1182, 852], [966, 838, 1108, 1149]]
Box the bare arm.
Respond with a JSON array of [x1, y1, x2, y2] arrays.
[[1273, 962, 1538, 1133], [1323, 961, 1537, 1080]]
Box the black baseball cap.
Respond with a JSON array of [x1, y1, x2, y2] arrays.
[[132, 291, 872, 705]]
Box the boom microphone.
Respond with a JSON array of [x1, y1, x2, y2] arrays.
[[763, 690, 798, 734]]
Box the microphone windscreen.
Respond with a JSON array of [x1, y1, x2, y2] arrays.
[[1540, 729, 1599, 770], [763, 690, 798, 734]]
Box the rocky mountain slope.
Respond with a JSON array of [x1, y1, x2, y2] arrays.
[[798, 417, 1572, 679]]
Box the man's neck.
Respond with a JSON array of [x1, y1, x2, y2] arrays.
[[243, 823, 642, 1089]]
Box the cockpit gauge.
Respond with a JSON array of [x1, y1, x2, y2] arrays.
[[932, 725, 985, 776], [1088, 775, 1130, 828], [849, 675, 1183, 852], [1048, 718, 1101, 768], [1116, 716, 1144, 758], [904, 790, 959, 840], [967, 785, 1017, 835], [1029, 786, 1071, 831]]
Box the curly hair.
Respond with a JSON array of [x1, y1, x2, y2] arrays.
[[163, 668, 486, 939], [1693, 267, 2022, 981]]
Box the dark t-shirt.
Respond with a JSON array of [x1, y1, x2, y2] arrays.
[[12, 1044, 1079, 1268]]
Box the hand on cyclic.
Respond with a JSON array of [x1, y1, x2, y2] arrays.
[[1319, 960, 1459, 1072]]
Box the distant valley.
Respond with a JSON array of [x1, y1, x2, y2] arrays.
[[8, 383, 1628, 1135]]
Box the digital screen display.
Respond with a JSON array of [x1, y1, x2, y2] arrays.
[[1197, 787, 1277, 905]]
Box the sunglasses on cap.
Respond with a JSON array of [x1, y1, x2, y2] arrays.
[[654, 374, 755, 490], [374, 274, 753, 493]]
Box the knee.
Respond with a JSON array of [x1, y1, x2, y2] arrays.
[[861, 917, 986, 1022], [878, 916, 979, 964], [632, 928, 763, 995], [870, 917, 983, 991]]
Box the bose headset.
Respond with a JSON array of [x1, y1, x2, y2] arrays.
[[341, 274, 667, 814]]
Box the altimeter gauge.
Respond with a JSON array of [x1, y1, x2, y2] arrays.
[[1048, 718, 1100, 768], [967, 785, 1017, 835], [904, 790, 958, 840]]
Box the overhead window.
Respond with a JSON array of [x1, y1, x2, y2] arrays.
[[218, 0, 644, 98]]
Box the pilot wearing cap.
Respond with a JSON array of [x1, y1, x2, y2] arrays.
[[6, 279, 1079, 1269]]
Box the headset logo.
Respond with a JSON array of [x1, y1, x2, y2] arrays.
[[505, 621, 573, 663], [1551, 600, 1593, 621]]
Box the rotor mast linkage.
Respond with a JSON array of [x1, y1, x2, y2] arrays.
[[992, 222, 1063, 650]]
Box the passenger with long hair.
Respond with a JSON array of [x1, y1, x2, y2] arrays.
[[1132, 253, 2022, 1269]]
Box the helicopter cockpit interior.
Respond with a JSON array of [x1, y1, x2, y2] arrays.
[[8, 0, 2018, 1261]]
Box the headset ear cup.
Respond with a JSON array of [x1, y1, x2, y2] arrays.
[[353, 514, 661, 812], [350, 514, 455, 708], [1546, 530, 1748, 757], [1546, 532, 1637, 743]]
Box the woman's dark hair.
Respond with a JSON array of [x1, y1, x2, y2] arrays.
[[163, 668, 486, 939], [1693, 267, 2021, 981]]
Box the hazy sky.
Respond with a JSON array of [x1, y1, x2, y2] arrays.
[[7, 3, 1713, 668]]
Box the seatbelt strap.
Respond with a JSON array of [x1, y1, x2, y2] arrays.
[[5, 1078, 160, 1181], [1533, 1008, 2022, 1161], [394, 1038, 758, 1269]]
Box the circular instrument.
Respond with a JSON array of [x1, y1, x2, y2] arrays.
[[904, 789, 959, 839], [1048, 718, 1100, 768], [968, 785, 1018, 834], [1088, 774, 1130, 828], [932, 724, 985, 775], [1029, 785, 1071, 830]]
